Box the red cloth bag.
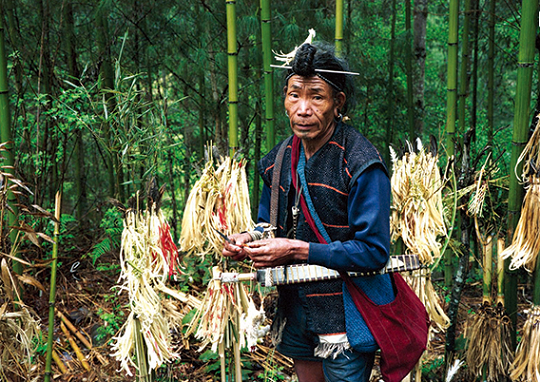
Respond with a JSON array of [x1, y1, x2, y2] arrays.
[[341, 272, 430, 382]]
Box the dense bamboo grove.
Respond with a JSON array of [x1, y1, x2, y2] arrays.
[[0, 0, 527, 221], [0, 0, 539, 381]]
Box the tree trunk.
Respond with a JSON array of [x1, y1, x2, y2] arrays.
[[64, 0, 86, 220], [470, 0, 479, 136], [444, 0, 459, 287], [487, 0, 496, 148], [260, 0, 275, 152], [405, 0, 415, 141], [504, 0, 539, 349], [457, 0, 472, 139], [0, 14, 21, 275], [3, 0, 23, 94], [384, 0, 397, 164], [96, 1, 118, 199], [37, 0, 54, 206], [413, 0, 427, 136], [207, 27, 224, 154], [445, 129, 474, 367]]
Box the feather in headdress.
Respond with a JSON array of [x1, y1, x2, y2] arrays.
[[273, 29, 316, 66]]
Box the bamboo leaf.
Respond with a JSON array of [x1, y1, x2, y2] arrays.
[[24, 232, 41, 248], [17, 273, 46, 292], [37, 232, 56, 244], [31, 204, 56, 220], [0, 302, 8, 318], [1, 259, 13, 301], [8, 178, 33, 194]]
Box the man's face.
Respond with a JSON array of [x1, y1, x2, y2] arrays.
[[284, 75, 345, 145]]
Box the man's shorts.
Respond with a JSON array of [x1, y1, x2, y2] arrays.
[[275, 285, 375, 382]]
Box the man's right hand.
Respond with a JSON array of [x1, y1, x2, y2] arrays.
[[222, 232, 253, 261]]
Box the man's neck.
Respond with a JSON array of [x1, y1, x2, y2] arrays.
[[301, 124, 336, 160]]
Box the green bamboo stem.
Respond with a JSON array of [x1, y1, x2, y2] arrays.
[[384, 0, 397, 165], [504, 0, 538, 348], [487, 0, 495, 148], [496, 237, 505, 305], [445, 0, 459, 158], [0, 16, 21, 275], [44, 192, 62, 382], [335, 0, 344, 57], [457, 0, 472, 137], [482, 235, 493, 303], [405, 0, 415, 141], [533, 248, 540, 306], [226, 0, 238, 157], [444, 0, 459, 287], [134, 317, 151, 382], [260, 0, 275, 152]]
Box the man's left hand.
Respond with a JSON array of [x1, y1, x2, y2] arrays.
[[243, 238, 309, 268]]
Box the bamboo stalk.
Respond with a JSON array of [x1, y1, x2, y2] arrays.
[[233, 340, 242, 382], [44, 192, 62, 382], [483, 235, 493, 304], [58, 310, 109, 365], [334, 0, 344, 56], [52, 349, 68, 374], [444, 0, 459, 287], [260, 0, 275, 151], [233, 284, 242, 382], [0, 8, 20, 276], [405, 0, 414, 140], [60, 321, 91, 372], [497, 237, 505, 305], [457, 0, 472, 139], [219, 341, 226, 382], [487, 0, 496, 148], [58, 311, 92, 349], [504, 0, 539, 348], [226, 0, 238, 156], [134, 317, 151, 382]]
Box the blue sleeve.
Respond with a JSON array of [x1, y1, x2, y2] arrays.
[[308, 165, 391, 272]]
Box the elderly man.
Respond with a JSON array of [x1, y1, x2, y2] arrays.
[[223, 41, 394, 382]]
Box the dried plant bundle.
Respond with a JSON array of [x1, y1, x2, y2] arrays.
[[390, 140, 449, 334], [500, 176, 540, 273], [185, 267, 269, 354], [404, 268, 450, 331], [465, 303, 513, 381], [0, 259, 41, 382], [111, 203, 198, 377], [510, 306, 540, 381], [390, 141, 447, 265], [516, 114, 540, 182], [179, 155, 254, 258]]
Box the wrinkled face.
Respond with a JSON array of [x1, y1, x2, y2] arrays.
[[284, 75, 345, 148]]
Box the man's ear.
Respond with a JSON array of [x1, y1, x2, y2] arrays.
[[334, 92, 346, 115]]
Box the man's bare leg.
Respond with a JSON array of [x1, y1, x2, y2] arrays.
[[294, 359, 325, 382]]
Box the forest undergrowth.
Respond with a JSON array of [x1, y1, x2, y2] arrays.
[[17, 241, 529, 382]]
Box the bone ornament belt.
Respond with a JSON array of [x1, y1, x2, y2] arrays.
[[216, 254, 422, 287]]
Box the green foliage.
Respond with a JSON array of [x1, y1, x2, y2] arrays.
[[32, 331, 48, 357], [95, 303, 125, 346], [86, 207, 123, 269]]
